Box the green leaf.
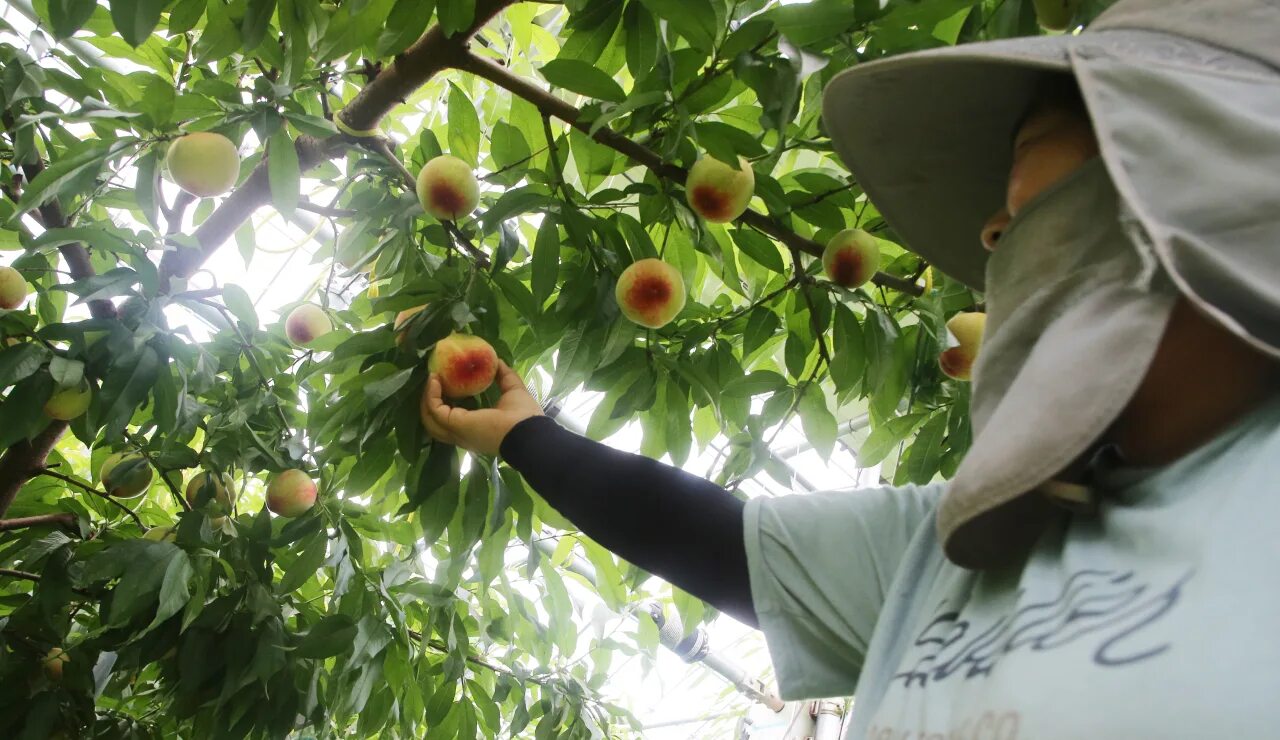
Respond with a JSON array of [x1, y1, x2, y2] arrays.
[[859, 412, 927, 467], [46, 0, 97, 40], [295, 614, 358, 659], [767, 1, 860, 47], [47, 356, 83, 389], [539, 59, 627, 104], [267, 126, 300, 217], [222, 283, 259, 330], [731, 229, 785, 273], [904, 411, 948, 484], [0, 342, 50, 389], [624, 1, 660, 78], [279, 533, 328, 593], [447, 83, 480, 167], [110, 0, 168, 47], [11, 140, 124, 223], [797, 389, 837, 459], [378, 0, 436, 56], [147, 549, 193, 631], [640, 0, 718, 49], [241, 0, 278, 51], [721, 370, 786, 398], [437, 0, 476, 36], [531, 217, 560, 305]]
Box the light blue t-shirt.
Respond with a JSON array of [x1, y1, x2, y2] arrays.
[[745, 394, 1280, 739]]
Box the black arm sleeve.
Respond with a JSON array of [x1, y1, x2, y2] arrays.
[[500, 415, 758, 627]]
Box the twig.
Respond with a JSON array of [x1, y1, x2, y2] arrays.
[[456, 52, 923, 297], [0, 568, 94, 596], [34, 467, 145, 527], [0, 513, 76, 531], [367, 137, 417, 193], [297, 199, 358, 219]]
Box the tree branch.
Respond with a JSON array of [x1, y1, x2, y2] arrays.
[[155, 0, 518, 288], [34, 467, 145, 528], [456, 52, 923, 297], [0, 421, 68, 519], [0, 513, 76, 531]]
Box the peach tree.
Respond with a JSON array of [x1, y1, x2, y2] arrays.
[[0, 0, 1109, 736]]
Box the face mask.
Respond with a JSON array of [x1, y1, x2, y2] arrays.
[[937, 159, 1180, 569]]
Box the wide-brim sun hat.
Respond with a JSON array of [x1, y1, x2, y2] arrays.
[[821, 0, 1280, 568]]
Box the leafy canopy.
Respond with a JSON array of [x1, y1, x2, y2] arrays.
[[0, 0, 1108, 737]]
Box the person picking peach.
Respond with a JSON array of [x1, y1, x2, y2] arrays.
[[423, 2, 1280, 736]]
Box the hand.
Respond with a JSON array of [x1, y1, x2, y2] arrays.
[[421, 361, 544, 456]]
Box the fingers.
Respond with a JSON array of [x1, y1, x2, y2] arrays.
[[495, 360, 527, 394], [426, 375, 467, 425]]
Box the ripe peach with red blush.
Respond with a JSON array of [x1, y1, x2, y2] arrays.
[[615, 259, 685, 329], [428, 332, 498, 398], [822, 229, 880, 289], [685, 155, 755, 224]]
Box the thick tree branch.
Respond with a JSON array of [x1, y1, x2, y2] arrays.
[[0, 421, 68, 519], [456, 52, 923, 297], [0, 513, 76, 531], [155, 0, 518, 288], [16, 161, 117, 319]]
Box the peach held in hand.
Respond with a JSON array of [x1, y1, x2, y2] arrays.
[[416, 155, 480, 221], [685, 155, 755, 223], [285, 304, 332, 347], [428, 332, 498, 398], [615, 259, 686, 330], [939, 312, 987, 381], [266, 469, 317, 518], [166, 132, 241, 198], [822, 229, 880, 289]]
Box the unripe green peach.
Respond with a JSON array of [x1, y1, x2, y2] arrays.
[[266, 469, 318, 518], [43, 646, 69, 681], [939, 312, 987, 381], [285, 304, 332, 347], [428, 332, 498, 398], [43, 382, 92, 421], [185, 471, 234, 514], [142, 525, 176, 542], [416, 155, 480, 221], [166, 132, 241, 198], [685, 155, 755, 223], [100, 452, 153, 498], [1033, 0, 1080, 30], [0, 265, 29, 310], [822, 228, 880, 289], [614, 259, 685, 329]]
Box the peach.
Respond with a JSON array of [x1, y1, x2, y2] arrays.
[[416, 155, 480, 221], [185, 470, 234, 514], [1033, 0, 1079, 30], [43, 646, 69, 681], [394, 304, 428, 347], [939, 312, 987, 381], [100, 452, 153, 498], [0, 266, 28, 310], [615, 259, 686, 329], [822, 228, 880, 289], [43, 382, 91, 421], [166, 132, 241, 198], [285, 303, 332, 347], [428, 332, 498, 397], [142, 525, 176, 542], [685, 155, 755, 223], [266, 469, 317, 518]]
